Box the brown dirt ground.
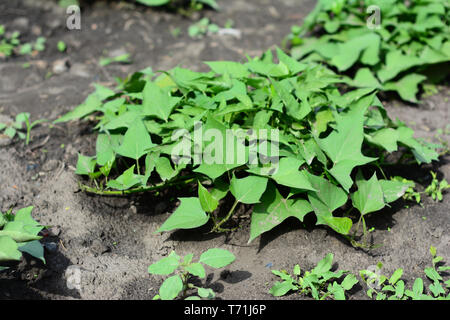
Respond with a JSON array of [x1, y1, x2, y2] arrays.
[[0, 0, 449, 300]]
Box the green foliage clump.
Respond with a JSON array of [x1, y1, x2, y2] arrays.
[[0, 207, 45, 271], [269, 253, 359, 300], [360, 246, 450, 300], [148, 248, 235, 300], [55, 48, 439, 245], [0, 25, 47, 58], [288, 0, 450, 103]]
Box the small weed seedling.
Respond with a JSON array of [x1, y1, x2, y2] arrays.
[[269, 253, 358, 300], [360, 246, 450, 300], [57, 41, 67, 53], [148, 248, 235, 300], [99, 53, 132, 67], [0, 112, 46, 145], [188, 18, 220, 38], [425, 171, 449, 202]]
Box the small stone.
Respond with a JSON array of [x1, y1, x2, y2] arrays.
[[49, 226, 61, 237], [43, 159, 59, 172], [69, 63, 91, 78], [31, 25, 42, 36], [130, 205, 137, 214], [52, 59, 70, 74], [12, 17, 30, 30]]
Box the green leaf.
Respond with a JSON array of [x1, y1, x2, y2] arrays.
[[184, 263, 206, 279], [157, 198, 209, 232], [377, 50, 423, 83], [0, 236, 22, 262], [148, 252, 180, 275], [341, 274, 358, 290], [249, 182, 313, 243], [271, 78, 311, 121], [230, 175, 268, 204], [293, 264, 301, 276], [75, 154, 96, 176], [384, 74, 427, 103], [413, 278, 424, 295], [350, 68, 381, 89], [429, 281, 445, 297], [54, 93, 103, 123], [365, 128, 399, 153], [351, 173, 385, 216], [305, 173, 347, 211], [14, 206, 43, 236], [142, 81, 181, 122], [308, 193, 352, 235], [312, 253, 334, 275], [424, 267, 442, 282], [396, 126, 439, 164], [380, 179, 415, 203], [159, 275, 183, 300], [205, 61, 250, 78], [199, 248, 235, 268], [316, 95, 377, 191], [96, 133, 116, 166], [395, 280, 405, 298], [269, 280, 297, 297], [116, 119, 155, 160], [267, 157, 315, 191], [155, 157, 181, 181], [18, 240, 45, 263], [430, 245, 437, 257], [197, 287, 215, 299], [0, 222, 42, 243], [136, 0, 170, 6], [389, 268, 403, 285], [106, 165, 144, 191], [330, 33, 380, 71], [198, 183, 219, 213], [275, 47, 307, 74]]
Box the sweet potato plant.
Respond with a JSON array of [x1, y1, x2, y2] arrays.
[[287, 0, 450, 103], [54, 48, 441, 246]]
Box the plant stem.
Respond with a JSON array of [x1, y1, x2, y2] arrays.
[[211, 199, 239, 233], [79, 175, 199, 196]]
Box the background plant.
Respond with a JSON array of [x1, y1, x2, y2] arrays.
[[269, 253, 359, 300], [137, 0, 219, 11], [0, 25, 47, 58], [148, 248, 235, 300], [360, 246, 450, 300], [287, 0, 450, 103], [0, 112, 46, 145], [0, 206, 45, 272], [55, 49, 440, 246]]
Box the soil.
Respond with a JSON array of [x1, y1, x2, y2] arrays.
[[0, 0, 449, 300]]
